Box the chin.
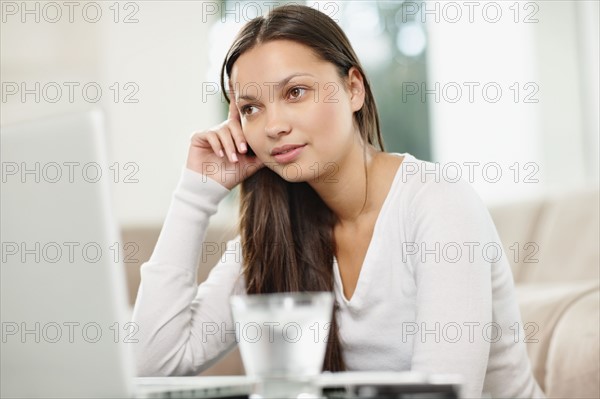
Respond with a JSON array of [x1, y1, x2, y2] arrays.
[[272, 162, 313, 183]]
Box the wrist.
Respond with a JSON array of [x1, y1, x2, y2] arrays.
[[180, 167, 232, 197]]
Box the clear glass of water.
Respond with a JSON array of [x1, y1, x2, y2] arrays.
[[230, 292, 334, 399]]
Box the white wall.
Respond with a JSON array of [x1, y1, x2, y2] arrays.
[[1, 1, 227, 227], [426, 0, 598, 205], [99, 2, 224, 226], [576, 0, 600, 182]]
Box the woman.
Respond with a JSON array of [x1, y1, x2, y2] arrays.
[[132, 4, 545, 398]]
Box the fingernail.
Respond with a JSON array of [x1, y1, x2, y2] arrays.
[[219, 150, 225, 158], [240, 142, 247, 153], [231, 153, 238, 162]]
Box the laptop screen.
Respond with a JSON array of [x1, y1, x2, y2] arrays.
[[1, 110, 135, 398]]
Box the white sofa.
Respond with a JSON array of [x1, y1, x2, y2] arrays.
[[489, 188, 599, 398], [123, 187, 600, 397]]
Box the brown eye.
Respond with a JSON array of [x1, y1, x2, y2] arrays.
[[241, 105, 257, 116], [288, 87, 306, 100]]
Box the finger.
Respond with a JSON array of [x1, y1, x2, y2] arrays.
[[227, 117, 248, 154], [225, 88, 247, 153], [203, 132, 225, 158], [227, 89, 241, 122], [217, 127, 239, 163]]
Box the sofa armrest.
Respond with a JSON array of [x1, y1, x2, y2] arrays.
[[516, 282, 599, 397], [545, 289, 600, 398]]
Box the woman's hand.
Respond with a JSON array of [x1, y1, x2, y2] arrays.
[[186, 94, 264, 190]]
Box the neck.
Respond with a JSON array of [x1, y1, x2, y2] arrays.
[[308, 138, 380, 226]]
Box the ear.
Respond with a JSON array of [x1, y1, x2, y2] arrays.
[[346, 66, 366, 113]]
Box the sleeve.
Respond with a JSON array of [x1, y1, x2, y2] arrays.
[[406, 178, 496, 398], [131, 168, 244, 376]]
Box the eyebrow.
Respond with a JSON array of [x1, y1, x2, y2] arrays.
[[236, 73, 315, 102]]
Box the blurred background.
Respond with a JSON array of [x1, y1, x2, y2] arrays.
[[2, 0, 598, 228]]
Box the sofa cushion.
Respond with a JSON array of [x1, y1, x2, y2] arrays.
[[488, 199, 545, 283], [520, 188, 599, 283]]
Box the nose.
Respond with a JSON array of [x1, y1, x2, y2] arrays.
[[264, 105, 291, 139]]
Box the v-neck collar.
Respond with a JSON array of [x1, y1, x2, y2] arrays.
[[333, 152, 411, 307]]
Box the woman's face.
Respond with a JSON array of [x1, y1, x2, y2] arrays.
[[230, 40, 365, 182]]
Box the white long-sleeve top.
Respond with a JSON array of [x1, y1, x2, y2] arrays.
[[131, 153, 545, 398]]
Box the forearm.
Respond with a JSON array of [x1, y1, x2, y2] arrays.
[[131, 168, 232, 376]]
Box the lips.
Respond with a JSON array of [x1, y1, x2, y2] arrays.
[[270, 144, 306, 156], [271, 144, 306, 164]]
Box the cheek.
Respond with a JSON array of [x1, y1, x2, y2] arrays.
[[303, 93, 353, 148], [240, 123, 265, 154]]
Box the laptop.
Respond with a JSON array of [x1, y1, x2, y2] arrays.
[[0, 110, 253, 398]]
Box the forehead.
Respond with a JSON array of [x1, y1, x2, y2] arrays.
[[230, 40, 337, 89]]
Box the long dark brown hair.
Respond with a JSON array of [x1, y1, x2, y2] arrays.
[[220, 4, 385, 372]]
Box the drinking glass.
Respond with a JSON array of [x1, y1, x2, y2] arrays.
[[230, 292, 334, 398]]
